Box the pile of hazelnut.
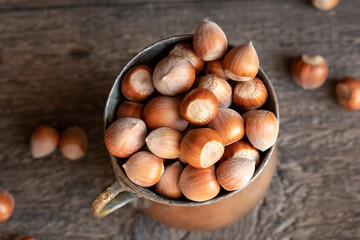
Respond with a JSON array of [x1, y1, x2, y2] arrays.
[[104, 20, 279, 202]]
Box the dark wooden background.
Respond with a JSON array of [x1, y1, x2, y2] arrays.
[[1, 0, 360, 239]]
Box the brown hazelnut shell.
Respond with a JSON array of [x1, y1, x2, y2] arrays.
[[336, 77, 360, 111], [208, 108, 244, 145], [0, 190, 14, 223], [292, 54, 328, 90], [242, 110, 278, 152], [155, 161, 184, 199], [104, 117, 147, 158], [146, 127, 182, 159], [123, 151, 164, 187], [180, 128, 224, 168], [180, 88, 219, 125], [223, 42, 259, 81], [205, 59, 229, 80], [198, 74, 232, 108], [153, 55, 196, 96], [30, 125, 59, 158], [223, 139, 260, 166], [144, 96, 189, 132], [116, 101, 144, 120], [59, 126, 88, 160], [121, 65, 154, 101], [233, 77, 268, 110], [216, 158, 255, 191], [169, 43, 205, 73], [193, 20, 228, 61], [179, 165, 220, 202]]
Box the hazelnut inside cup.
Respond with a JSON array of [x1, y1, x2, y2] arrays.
[[104, 20, 278, 203]]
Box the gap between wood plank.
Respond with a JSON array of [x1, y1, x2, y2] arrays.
[[0, 0, 264, 12]]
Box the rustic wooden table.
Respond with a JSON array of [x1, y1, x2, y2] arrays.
[[1, 0, 360, 239]]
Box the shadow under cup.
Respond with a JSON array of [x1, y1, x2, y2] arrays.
[[91, 34, 279, 230]]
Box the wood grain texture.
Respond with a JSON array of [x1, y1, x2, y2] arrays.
[[1, 0, 360, 239]]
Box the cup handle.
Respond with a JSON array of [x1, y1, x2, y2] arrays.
[[90, 181, 138, 218]]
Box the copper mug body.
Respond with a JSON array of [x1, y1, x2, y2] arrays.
[[90, 35, 279, 230]]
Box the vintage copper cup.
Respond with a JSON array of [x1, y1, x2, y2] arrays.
[[90, 35, 279, 230]]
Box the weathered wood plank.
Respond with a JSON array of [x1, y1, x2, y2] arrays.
[[0, 0, 234, 10], [0, 0, 360, 239]]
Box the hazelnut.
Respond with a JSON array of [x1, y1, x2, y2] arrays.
[[198, 74, 232, 108], [146, 127, 182, 159], [30, 125, 59, 158], [292, 54, 328, 89], [205, 59, 229, 80], [104, 117, 147, 158], [116, 101, 144, 120], [224, 140, 260, 166], [169, 42, 205, 73], [216, 158, 255, 191], [178, 165, 220, 202], [155, 161, 184, 199], [336, 77, 360, 111], [242, 110, 278, 152], [223, 42, 259, 81], [153, 55, 196, 96], [144, 96, 189, 132], [121, 65, 154, 101], [180, 128, 224, 168], [233, 77, 268, 110], [180, 88, 219, 125], [0, 189, 14, 223], [208, 108, 244, 145], [193, 20, 228, 61], [312, 0, 339, 11], [59, 126, 87, 160], [123, 151, 164, 187]]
